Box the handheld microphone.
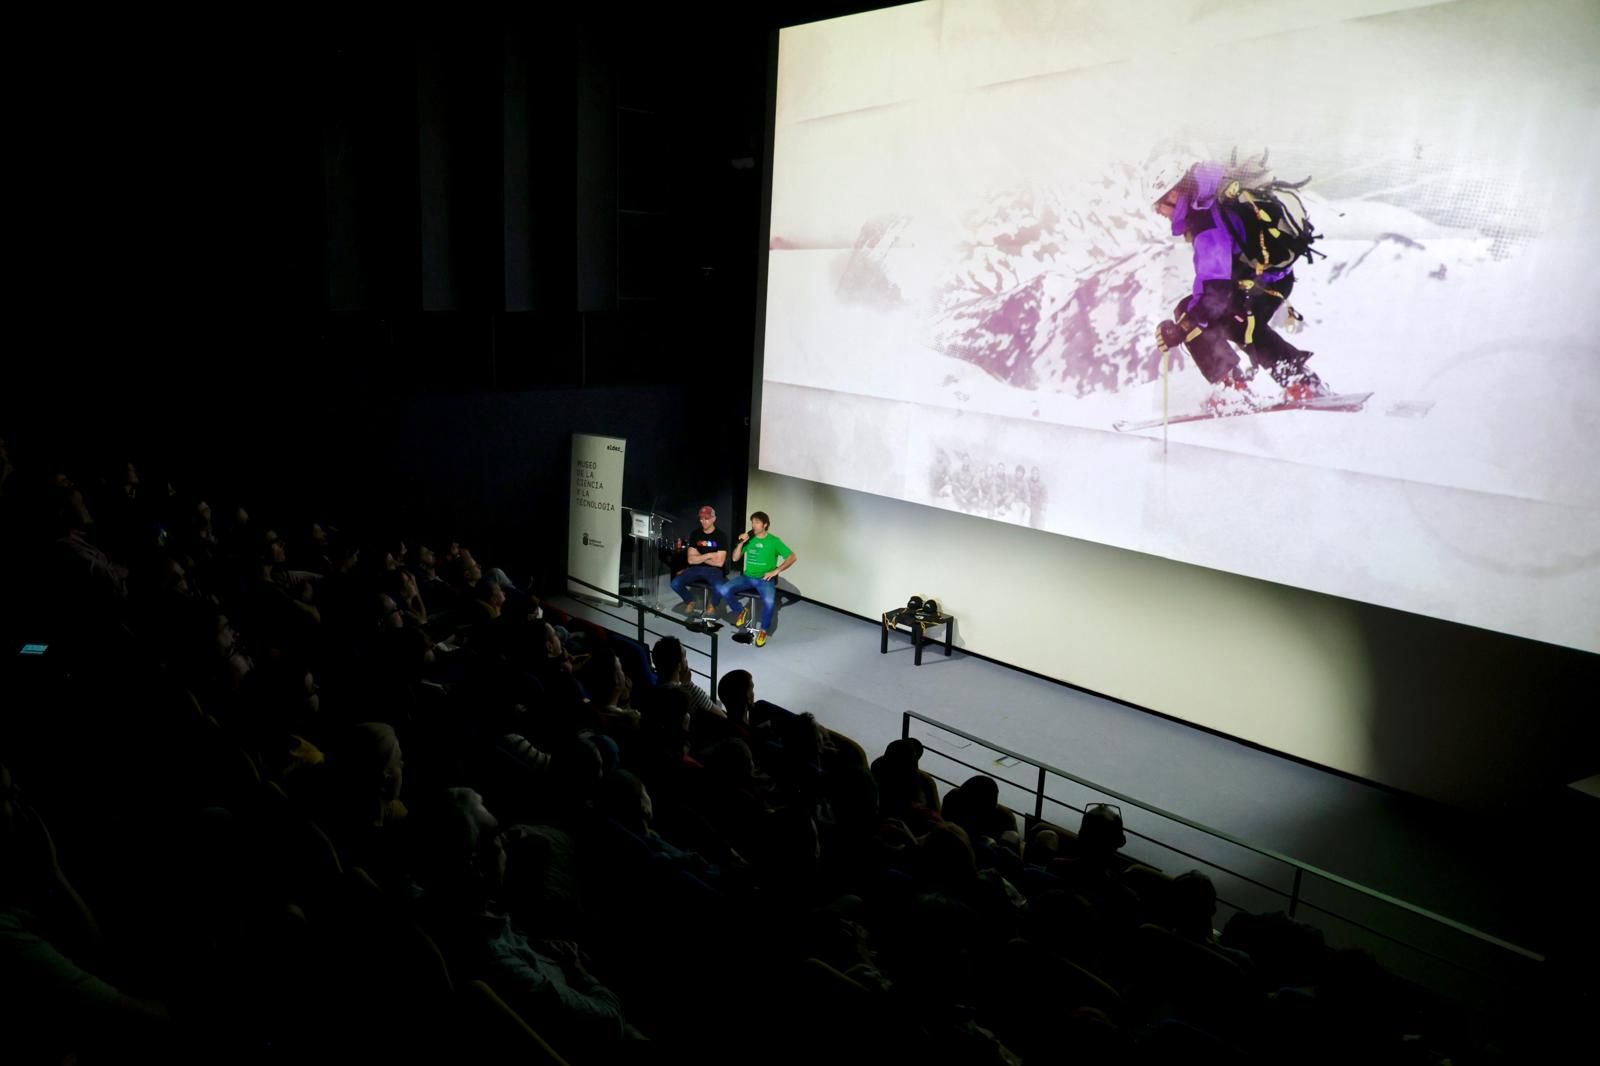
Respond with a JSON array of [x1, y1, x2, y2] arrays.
[[744, 528, 756, 540]]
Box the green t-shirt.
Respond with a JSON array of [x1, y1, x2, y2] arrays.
[[741, 533, 791, 578]]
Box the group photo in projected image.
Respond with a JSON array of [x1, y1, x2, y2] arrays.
[[930, 448, 1048, 528], [760, 0, 1600, 652]]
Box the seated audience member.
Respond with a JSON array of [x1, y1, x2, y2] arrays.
[[747, 805, 821, 908], [376, 593, 408, 632], [490, 734, 605, 833], [260, 528, 320, 589], [1023, 824, 1061, 867], [713, 510, 797, 647], [455, 545, 522, 600], [188, 498, 221, 558], [816, 767, 893, 896], [1023, 887, 1113, 971], [633, 687, 703, 782], [1264, 946, 1409, 1062], [493, 732, 552, 784], [873, 892, 1021, 1063], [940, 775, 1018, 844], [497, 822, 584, 942], [195, 611, 256, 708], [312, 540, 367, 636], [484, 625, 574, 710], [448, 552, 484, 608], [1167, 870, 1218, 939], [650, 636, 722, 716], [407, 542, 452, 612], [716, 669, 756, 736], [387, 567, 429, 630], [328, 537, 361, 578], [575, 648, 640, 738], [1052, 804, 1140, 932], [669, 505, 729, 615], [468, 579, 506, 626], [146, 554, 213, 658], [1222, 910, 1325, 991], [411, 788, 633, 1056], [700, 739, 770, 851], [597, 769, 654, 840], [1076, 803, 1127, 862], [299, 519, 335, 575], [243, 546, 320, 644], [715, 670, 788, 771], [312, 722, 409, 883], [50, 476, 130, 603], [0, 761, 172, 1061], [919, 822, 980, 898], [236, 659, 324, 766], [540, 622, 578, 677], [771, 711, 831, 808], [870, 738, 942, 831], [98, 458, 152, 559], [220, 502, 255, 557], [631, 686, 737, 854], [544, 736, 606, 823], [595, 769, 727, 891]]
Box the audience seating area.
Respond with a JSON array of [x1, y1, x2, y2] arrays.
[[0, 437, 1517, 1063]]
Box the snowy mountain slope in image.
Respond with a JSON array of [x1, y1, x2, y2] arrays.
[[929, 173, 1189, 396], [807, 157, 1597, 499]]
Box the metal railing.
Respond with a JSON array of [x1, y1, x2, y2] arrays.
[[564, 575, 722, 690], [902, 709, 1543, 1000]]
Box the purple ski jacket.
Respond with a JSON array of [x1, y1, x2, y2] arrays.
[[1170, 161, 1235, 309]]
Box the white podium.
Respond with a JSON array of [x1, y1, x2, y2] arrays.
[[620, 507, 671, 603]]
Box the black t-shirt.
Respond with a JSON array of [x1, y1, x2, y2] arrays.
[[687, 526, 730, 572]]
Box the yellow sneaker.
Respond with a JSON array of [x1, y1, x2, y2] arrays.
[[754, 629, 768, 647], [734, 604, 752, 628]]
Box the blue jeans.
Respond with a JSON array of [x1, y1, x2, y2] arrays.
[[716, 574, 778, 629], [671, 565, 725, 607]]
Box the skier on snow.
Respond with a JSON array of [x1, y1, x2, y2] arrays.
[[1150, 153, 1330, 411]]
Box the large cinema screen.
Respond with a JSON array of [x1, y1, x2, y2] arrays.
[[759, 0, 1600, 653]]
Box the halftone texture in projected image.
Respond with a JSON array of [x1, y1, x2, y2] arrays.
[[759, 0, 1600, 652]]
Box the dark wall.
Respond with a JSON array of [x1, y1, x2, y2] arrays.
[[15, 9, 771, 369], [8, 8, 789, 584]]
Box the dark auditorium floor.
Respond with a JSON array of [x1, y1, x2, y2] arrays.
[[558, 589, 1600, 995]]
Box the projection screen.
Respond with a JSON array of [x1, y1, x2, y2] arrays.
[[759, 0, 1600, 654]]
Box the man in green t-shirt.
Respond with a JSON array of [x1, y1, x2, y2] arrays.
[[714, 511, 797, 647]]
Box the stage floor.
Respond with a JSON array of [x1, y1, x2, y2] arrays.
[[553, 585, 1596, 990]]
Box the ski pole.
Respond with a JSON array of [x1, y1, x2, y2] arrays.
[[1161, 345, 1170, 455]]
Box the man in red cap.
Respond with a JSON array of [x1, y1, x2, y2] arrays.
[[669, 505, 729, 614]]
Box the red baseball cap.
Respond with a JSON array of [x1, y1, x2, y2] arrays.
[[698, 506, 716, 519]]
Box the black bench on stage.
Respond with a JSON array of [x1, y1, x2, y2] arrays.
[[880, 605, 954, 666]]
